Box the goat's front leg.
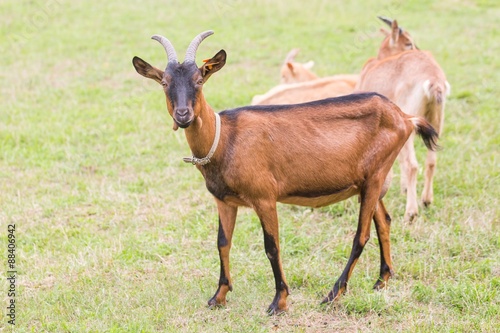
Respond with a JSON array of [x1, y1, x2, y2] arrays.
[[208, 199, 238, 308], [254, 200, 290, 315]]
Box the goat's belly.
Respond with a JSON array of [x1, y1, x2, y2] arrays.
[[223, 195, 251, 207], [279, 185, 359, 208]]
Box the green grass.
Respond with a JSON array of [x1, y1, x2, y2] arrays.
[[1, 0, 499, 332]]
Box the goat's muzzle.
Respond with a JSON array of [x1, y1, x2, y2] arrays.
[[174, 108, 194, 128]]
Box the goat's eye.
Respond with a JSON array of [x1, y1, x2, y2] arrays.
[[161, 80, 168, 87], [196, 79, 204, 86]]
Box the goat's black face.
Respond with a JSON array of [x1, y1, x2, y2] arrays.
[[132, 49, 226, 130], [163, 62, 203, 129]]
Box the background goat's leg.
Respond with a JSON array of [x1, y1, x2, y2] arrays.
[[422, 147, 437, 207], [254, 200, 290, 315], [399, 134, 419, 222], [373, 199, 394, 290], [208, 199, 238, 307], [398, 153, 408, 195], [422, 84, 445, 207]]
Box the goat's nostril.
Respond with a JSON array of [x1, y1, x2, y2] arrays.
[[177, 108, 189, 117]]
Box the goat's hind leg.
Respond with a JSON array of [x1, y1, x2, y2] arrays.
[[399, 134, 419, 222], [421, 97, 444, 207], [322, 184, 380, 304], [397, 153, 408, 195], [421, 149, 437, 207], [208, 199, 238, 308], [373, 199, 394, 290]]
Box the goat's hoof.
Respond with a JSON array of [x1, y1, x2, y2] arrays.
[[422, 199, 432, 208], [321, 296, 333, 305], [208, 284, 232, 308], [266, 299, 288, 316], [207, 296, 226, 308], [373, 279, 387, 290], [373, 270, 394, 290], [208, 303, 226, 310], [207, 300, 225, 309], [266, 290, 289, 315], [266, 304, 287, 316], [404, 212, 418, 223], [321, 287, 344, 304]]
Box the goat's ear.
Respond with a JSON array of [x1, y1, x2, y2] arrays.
[[380, 28, 390, 37], [286, 62, 295, 73], [390, 20, 400, 46], [132, 56, 164, 84], [200, 49, 226, 82], [284, 48, 299, 63], [303, 60, 315, 69]]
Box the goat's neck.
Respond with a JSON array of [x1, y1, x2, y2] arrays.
[[376, 38, 389, 60], [184, 94, 218, 160], [376, 48, 390, 60]]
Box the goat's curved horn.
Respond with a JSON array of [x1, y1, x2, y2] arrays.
[[151, 34, 178, 64], [378, 16, 393, 28], [184, 30, 214, 63], [378, 16, 403, 33]]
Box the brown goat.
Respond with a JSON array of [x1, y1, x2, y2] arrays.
[[132, 30, 439, 314], [356, 17, 450, 222]]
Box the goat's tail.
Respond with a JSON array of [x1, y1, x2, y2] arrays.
[[422, 79, 449, 136], [410, 117, 440, 151], [423, 79, 450, 105]]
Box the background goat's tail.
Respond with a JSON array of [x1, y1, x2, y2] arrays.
[[410, 117, 440, 151], [422, 79, 449, 136], [423, 79, 450, 105]]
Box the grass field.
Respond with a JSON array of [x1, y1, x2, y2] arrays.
[[1, 0, 499, 332]]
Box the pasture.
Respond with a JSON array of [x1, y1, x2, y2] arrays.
[[1, 0, 499, 332]]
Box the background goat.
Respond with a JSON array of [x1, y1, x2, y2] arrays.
[[133, 30, 439, 314], [280, 48, 318, 83], [252, 49, 359, 105], [251, 77, 357, 105], [356, 17, 450, 222]]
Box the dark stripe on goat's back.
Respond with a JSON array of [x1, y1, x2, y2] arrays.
[[220, 92, 389, 116]]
